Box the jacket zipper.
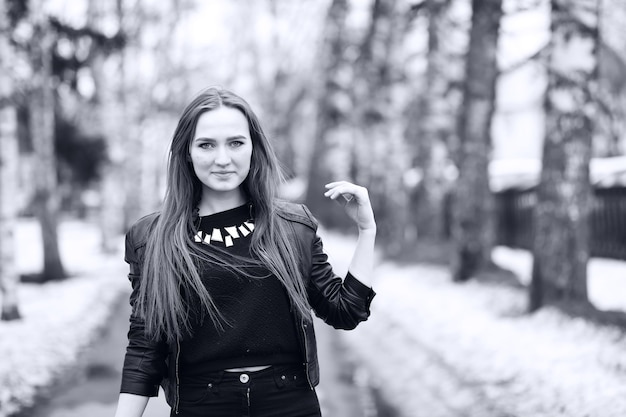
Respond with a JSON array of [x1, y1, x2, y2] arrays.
[[175, 337, 181, 414], [301, 319, 314, 390]]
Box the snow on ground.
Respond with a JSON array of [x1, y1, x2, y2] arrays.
[[321, 231, 626, 417], [0, 219, 127, 417]]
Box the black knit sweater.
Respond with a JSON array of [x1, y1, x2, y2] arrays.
[[178, 203, 301, 383]]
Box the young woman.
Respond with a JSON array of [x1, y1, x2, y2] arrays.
[[114, 87, 376, 417]]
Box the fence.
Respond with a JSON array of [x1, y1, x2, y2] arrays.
[[494, 186, 626, 261]]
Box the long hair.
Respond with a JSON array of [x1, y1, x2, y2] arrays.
[[136, 87, 311, 343]]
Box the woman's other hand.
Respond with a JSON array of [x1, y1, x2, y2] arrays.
[[323, 181, 376, 233]]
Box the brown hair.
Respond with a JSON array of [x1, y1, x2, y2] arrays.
[[136, 87, 311, 343]]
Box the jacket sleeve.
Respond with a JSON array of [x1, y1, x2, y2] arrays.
[[303, 208, 376, 330], [120, 227, 168, 397]]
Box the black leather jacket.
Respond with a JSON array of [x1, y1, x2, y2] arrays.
[[120, 202, 375, 413]]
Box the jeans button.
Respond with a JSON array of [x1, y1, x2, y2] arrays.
[[240, 373, 249, 383]]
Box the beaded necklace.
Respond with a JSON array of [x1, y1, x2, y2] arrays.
[[192, 204, 254, 248]]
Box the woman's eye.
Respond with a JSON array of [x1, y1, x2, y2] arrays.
[[199, 143, 215, 149], [230, 141, 244, 148]]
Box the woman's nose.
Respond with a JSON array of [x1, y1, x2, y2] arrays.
[[214, 146, 231, 165]]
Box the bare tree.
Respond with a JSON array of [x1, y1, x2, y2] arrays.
[[406, 0, 454, 242], [263, 1, 311, 178], [529, 0, 599, 310], [0, 0, 21, 319], [451, 0, 502, 281], [352, 0, 408, 255], [121, 0, 192, 221], [88, 0, 127, 253], [304, 0, 354, 227], [29, 1, 66, 281]]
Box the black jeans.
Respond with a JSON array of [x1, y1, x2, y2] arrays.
[[174, 364, 322, 417]]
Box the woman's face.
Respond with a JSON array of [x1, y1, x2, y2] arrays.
[[189, 106, 253, 197]]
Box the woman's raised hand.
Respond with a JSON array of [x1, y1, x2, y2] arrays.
[[323, 181, 376, 233]]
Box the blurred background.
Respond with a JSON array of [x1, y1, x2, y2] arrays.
[[1, 0, 626, 416]]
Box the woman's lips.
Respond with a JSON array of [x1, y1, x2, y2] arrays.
[[212, 171, 235, 178]]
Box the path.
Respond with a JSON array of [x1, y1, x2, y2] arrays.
[[25, 292, 381, 417], [25, 294, 169, 417]]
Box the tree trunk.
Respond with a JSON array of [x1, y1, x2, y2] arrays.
[[451, 0, 502, 281], [266, 70, 303, 179], [116, 0, 140, 228], [529, 0, 598, 311], [304, 0, 354, 228], [0, 0, 21, 319], [88, 0, 126, 252], [407, 0, 453, 242], [264, 2, 297, 177], [0, 114, 20, 320], [29, 6, 66, 282], [351, 0, 407, 255]]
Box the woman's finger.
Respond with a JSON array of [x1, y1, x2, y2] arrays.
[[324, 181, 356, 193], [324, 189, 348, 200], [324, 186, 355, 200], [324, 181, 350, 189]]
